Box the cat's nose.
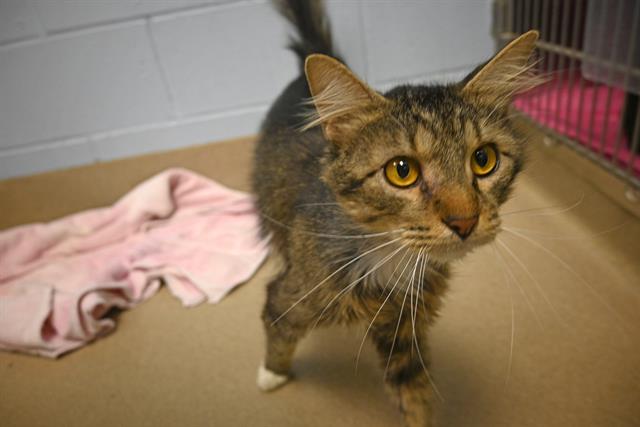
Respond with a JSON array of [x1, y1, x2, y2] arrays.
[[442, 215, 478, 240]]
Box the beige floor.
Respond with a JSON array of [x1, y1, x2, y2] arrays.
[[1, 130, 639, 427]]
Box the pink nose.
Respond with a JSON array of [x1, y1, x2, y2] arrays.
[[442, 215, 478, 240]]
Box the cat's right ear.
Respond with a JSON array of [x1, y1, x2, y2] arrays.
[[304, 54, 387, 142]]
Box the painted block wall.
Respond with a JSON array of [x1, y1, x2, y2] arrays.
[[0, 0, 493, 180]]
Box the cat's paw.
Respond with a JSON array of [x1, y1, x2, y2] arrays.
[[256, 363, 289, 392]]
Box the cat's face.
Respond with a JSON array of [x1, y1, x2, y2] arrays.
[[305, 31, 539, 263], [321, 86, 524, 262]]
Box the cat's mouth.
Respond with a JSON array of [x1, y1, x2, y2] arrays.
[[399, 229, 497, 262]]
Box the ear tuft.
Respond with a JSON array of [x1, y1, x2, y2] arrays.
[[462, 30, 542, 106]]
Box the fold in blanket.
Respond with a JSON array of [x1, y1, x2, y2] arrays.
[[0, 168, 269, 358]]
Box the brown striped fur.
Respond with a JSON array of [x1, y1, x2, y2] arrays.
[[253, 2, 539, 426]]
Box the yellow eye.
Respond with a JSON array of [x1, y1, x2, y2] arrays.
[[384, 157, 420, 188], [470, 144, 499, 177]]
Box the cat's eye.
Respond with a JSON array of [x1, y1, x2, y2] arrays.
[[470, 144, 499, 177], [384, 157, 420, 188]]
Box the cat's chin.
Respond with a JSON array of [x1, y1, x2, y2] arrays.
[[426, 245, 475, 263], [422, 234, 496, 263]]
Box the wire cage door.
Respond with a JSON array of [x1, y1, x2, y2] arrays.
[[493, 0, 640, 190]]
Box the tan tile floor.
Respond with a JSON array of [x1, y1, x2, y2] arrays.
[[1, 130, 638, 427]]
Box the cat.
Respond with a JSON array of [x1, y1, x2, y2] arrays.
[[252, 1, 538, 426]]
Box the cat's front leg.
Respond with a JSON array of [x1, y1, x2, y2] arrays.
[[257, 272, 310, 392], [258, 319, 298, 392], [371, 318, 436, 427]]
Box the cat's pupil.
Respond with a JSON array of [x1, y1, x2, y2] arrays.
[[396, 160, 410, 178], [474, 149, 488, 167]]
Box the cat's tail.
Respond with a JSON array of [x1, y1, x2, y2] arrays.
[[274, 0, 339, 67]]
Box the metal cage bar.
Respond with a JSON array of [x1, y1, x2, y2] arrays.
[[494, 0, 640, 190]]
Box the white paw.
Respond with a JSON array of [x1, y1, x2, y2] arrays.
[[256, 363, 289, 392]]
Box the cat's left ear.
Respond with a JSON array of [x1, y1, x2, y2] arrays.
[[461, 30, 539, 106], [304, 54, 388, 142]]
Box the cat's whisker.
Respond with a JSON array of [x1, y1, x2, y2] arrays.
[[501, 192, 585, 217], [384, 258, 415, 379], [412, 322, 444, 403], [495, 238, 569, 329], [411, 250, 426, 350], [382, 247, 443, 402], [493, 242, 544, 328], [419, 252, 430, 320], [328, 242, 368, 267], [294, 202, 342, 208], [311, 243, 408, 330], [355, 248, 415, 371], [270, 237, 404, 325], [501, 222, 627, 241], [379, 247, 412, 294], [408, 249, 424, 356], [501, 227, 632, 336], [409, 250, 444, 402], [261, 212, 404, 239], [414, 250, 426, 327], [492, 244, 516, 390]]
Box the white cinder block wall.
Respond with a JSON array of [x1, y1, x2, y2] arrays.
[[0, 0, 494, 180]]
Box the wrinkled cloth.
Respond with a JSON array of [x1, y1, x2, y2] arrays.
[[0, 168, 269, 358]]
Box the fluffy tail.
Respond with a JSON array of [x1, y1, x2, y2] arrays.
[[274, 0, 339, 67]]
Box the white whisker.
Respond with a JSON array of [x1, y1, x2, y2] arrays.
[[408, 249, 423, 356], [412, 323, 444, 402], [492, 244, 515, 390], [312, 243, 408, 329], [493, 242, 544, 327], [410, 249, 443, 402], [496, 238, 569, 329], [419, 252, 430, 320], [501, 193, 585, 217], [261, 212, 403, 239], [295, 202, 342, 208], [355, 248, 415, 371], [271, 237, 403, 325], [502, 222, 627, 241], [382, 248, 443, 401], [384, 263, 414, 378], [380, 248, 412, 294], [502, 227, 631, 336]]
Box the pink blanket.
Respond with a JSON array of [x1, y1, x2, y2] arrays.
[[0, 168, 269, 358]]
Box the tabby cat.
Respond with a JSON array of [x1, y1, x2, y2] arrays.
[[252, 1, 538, 426]]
